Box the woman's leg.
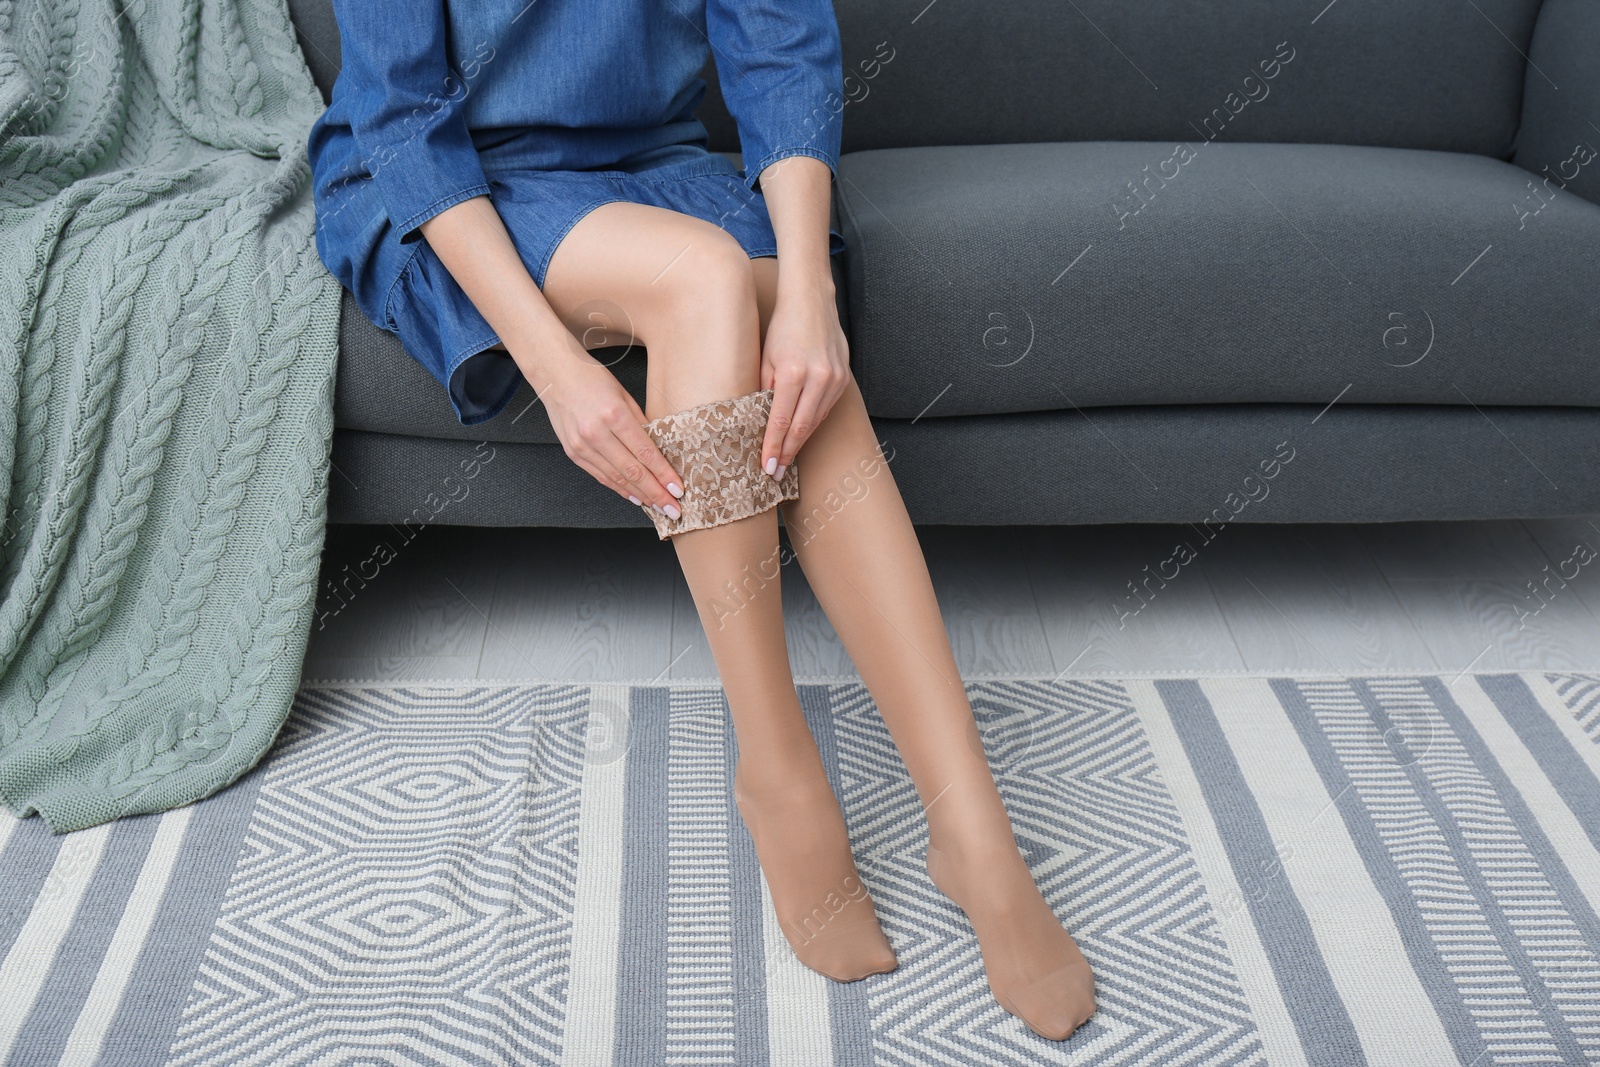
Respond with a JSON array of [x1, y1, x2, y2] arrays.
[[748, 256, 1097, 1039], [533, 203, 895, 981]]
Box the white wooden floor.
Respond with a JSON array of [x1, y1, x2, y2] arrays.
[[300, 517, 1600, 684]]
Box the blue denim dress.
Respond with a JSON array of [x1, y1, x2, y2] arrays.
[[308, 0, 848, 425]]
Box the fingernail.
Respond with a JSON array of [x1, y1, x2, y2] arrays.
[[664, 503, 681, 520], [667, 482, 684, 499], [628, 495, 642, 506], [775, 463, 787, 480], [765, 456, 777, 476]]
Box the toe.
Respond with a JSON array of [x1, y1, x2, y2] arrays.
[[790, 914, 898, 982], [999, 962, 1096, 1041]]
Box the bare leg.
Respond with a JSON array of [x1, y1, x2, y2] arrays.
[[750, 256, 1097, 1039], [535, 204, 895, 981]]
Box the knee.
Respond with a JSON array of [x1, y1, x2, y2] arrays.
[[651, 229, 758, 328]]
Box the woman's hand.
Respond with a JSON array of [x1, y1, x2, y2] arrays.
[[759, 284, 850, 478], [416, 196, 684, 517], [751, 153, 847, 478], [536, 344, 686, 517]]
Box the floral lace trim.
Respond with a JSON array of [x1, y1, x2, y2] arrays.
[[639, 388, 800, 540]]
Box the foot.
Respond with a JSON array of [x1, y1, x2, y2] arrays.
[[926, 837, 1095, 1040], [733, 764, 898, 982]]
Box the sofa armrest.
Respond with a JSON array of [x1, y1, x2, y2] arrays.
[[1513, 0, 1600, 206]]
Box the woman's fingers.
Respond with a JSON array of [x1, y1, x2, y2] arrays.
[[570, 437, 681, 517], [598, 427, 682, 516], [612, 409, 684, 505], [568, 452, 637, 506], [761, 371, 802, 478], [559, 385, 685, 512], [765, 366, 845, 475], [542, 358, 685, 513], [566, 415, 678, 518]]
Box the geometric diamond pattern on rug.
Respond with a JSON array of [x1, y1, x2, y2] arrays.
[[829, 679, 1266, 1066], [15, 673, 1598, 1065], [165, 686, 590, 1066], [9, 672, 1600, 1065]]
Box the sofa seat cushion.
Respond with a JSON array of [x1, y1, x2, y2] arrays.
[[836, 141, 1600, 419]]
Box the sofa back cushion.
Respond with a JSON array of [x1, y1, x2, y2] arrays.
[[286, 0, 339, 103], [1512, 0, 1600, 205], [287, 0, 1540, 162], [700, 0, 1543, 161]]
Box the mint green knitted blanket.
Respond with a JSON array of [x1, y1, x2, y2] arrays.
[[0, 0, 340, 833]]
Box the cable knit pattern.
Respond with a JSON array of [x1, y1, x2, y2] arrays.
[[639, 389, 801, 540], [0, 0, 340, 833]]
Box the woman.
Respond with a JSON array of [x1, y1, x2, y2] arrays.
[[307, 0, 1094, 1041]]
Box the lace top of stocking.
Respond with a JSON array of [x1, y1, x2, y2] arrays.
[[639, 388, 801, 539]]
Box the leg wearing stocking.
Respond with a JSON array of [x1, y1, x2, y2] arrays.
[[751, 262, 1094, 1039], [649, 404, 896, 985], [671, 504, 895, 982], [537, 207, 895, 981], [783, 380, 1093, 1036]]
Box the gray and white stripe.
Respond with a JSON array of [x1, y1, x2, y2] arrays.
[[2, 672, 1598, 1065]]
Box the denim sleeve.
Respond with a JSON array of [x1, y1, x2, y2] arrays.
[[705, 0, 846, 192], [332, 0, 492, 244]]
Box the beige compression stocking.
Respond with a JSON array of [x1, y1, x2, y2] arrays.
[[641, 389, 897, 982], [779, 381, 1095, 1040]]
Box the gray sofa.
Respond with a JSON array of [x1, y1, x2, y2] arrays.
[[287, 0, 1600, 528]]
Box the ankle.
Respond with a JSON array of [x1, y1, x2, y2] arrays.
[[928, 828, 1028, 872], [734, 759, 832, 806], [927, 835, 1039, 906]]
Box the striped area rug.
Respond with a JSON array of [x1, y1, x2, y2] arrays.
[[3, 673, 1600, 1066]]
